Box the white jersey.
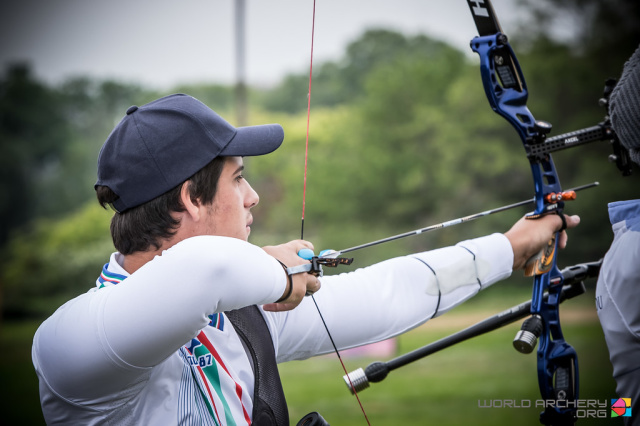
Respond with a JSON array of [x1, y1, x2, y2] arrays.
[[33, 233, 513, 425]]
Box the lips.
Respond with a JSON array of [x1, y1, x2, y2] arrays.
[[246, 216, 253, 236]]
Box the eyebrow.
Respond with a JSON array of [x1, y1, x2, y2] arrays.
[[233, 165, 245, 175]]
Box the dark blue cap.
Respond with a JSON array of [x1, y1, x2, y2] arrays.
[[95, 94, 284, 212]]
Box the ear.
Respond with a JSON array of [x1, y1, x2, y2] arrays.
[[179, 182, 203, 222]]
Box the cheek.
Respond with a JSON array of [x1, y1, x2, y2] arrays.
[[209, 199, 242, 226]]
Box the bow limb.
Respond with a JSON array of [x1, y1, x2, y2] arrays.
[[467, 1, 578, 424]]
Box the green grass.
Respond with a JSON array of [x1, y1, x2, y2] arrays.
[[1, 286, 624, 425]]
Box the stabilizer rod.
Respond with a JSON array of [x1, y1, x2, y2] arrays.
[[343, 259, 602, 394]]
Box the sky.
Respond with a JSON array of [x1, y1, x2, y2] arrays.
[[0, 0, 529, 90]]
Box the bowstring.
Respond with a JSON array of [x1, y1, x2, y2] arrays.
[[301, 1, 371, 424]]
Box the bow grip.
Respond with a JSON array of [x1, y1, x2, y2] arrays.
[[524, 232, 557, 277], [523, 210, 568, 277]]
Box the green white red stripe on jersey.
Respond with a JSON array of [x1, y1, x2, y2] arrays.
[[97, 263, 225, 330], [97, 264, 127, 288], [96, 263, 249, 425]]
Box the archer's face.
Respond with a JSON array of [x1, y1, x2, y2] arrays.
[[202, 156, 259, 241]]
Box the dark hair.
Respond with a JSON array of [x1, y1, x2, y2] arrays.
[[96, 156, 226, 255]]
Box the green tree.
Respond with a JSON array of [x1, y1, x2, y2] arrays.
[[2, 202, 113, 318], [517, 0, 640, 74], [45, 78, 158, 215], [0, 64, 70, 246], [261, 30, 467, 113]]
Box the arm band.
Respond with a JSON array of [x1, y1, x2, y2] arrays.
[[275, 260, 294, 303]]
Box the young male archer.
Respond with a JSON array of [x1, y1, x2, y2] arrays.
[[32, 93, 578, 425]]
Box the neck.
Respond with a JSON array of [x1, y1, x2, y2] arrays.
[[120, 214, 193, 274], [121, 250, 159, 274], [121, 236, 178, 274]]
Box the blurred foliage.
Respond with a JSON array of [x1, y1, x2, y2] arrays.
[[260, 29, 468, 113], [516, 0, 640, 71], [2, 203, 113, 318], [0, 64, 70, 246], [1, 0, 638, 320]]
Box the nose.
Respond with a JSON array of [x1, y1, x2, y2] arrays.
[[245, 182, 259, 209]]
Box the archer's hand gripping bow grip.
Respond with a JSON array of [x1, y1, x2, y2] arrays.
[[466, 1, 577, 424]]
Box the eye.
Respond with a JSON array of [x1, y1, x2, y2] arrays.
[[235, 174, 245, 182]]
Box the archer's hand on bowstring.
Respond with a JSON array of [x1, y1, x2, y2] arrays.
[[262, 240, 322, 312], [505, 213, 581, 271]]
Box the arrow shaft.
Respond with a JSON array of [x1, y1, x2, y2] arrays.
[[336, 182, 598, 256]]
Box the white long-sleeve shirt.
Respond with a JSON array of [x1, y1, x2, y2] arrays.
[[33, 233, 513, 425]]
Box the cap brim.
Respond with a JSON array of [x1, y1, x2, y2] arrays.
[[220, 123, 284, 157]]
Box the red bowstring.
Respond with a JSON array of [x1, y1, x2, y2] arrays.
[[302, 1, 371, 424], [300, 0, 315, 239]]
